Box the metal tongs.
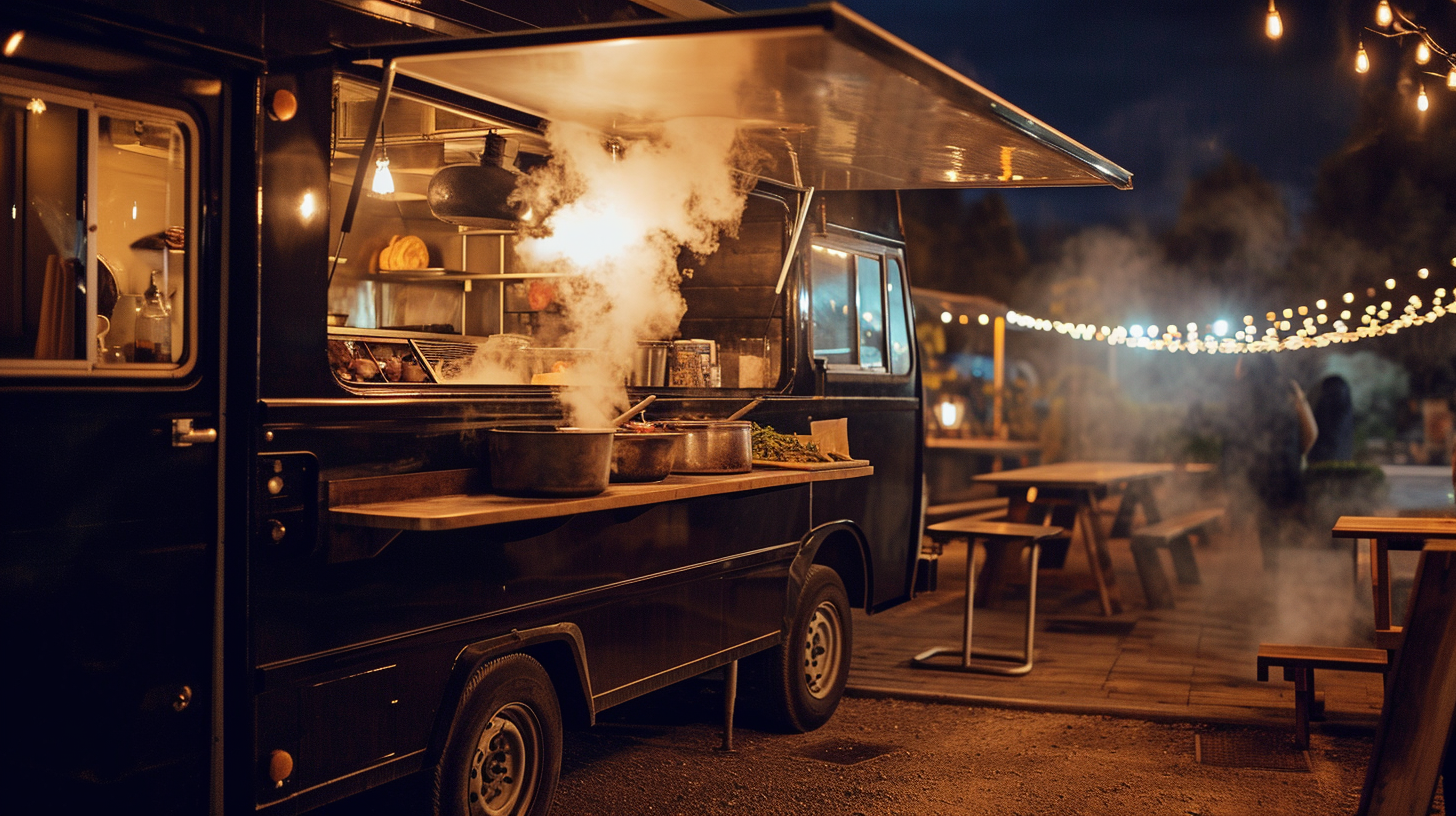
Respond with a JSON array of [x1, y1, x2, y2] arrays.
[[611, 395, 657, 427]]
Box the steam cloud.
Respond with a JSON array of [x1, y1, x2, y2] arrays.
[[509, 118, 754, 427]]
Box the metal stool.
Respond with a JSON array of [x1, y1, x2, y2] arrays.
[[912, 518, 1063, 676]]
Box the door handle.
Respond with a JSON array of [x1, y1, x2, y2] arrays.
[[172, 418, 218, 447]]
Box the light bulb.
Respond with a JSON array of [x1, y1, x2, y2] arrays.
[[1266, 1, 1283, 40], [1376, 0, 1393, 28], [1356, 43, 1370, 73], [1316, 299, 1328, 310], [1416, 41, 1431, 65], [371, 155, 395, 195], [1343, 292, 1355, 303], [1419, 267, 1430, 279], [1419, 84, 1430, 111], [978, 314, 989, 325], [1449, 67, 1456, 89], [940, 311, 952, 324], [1386, 278, 1397, 289]]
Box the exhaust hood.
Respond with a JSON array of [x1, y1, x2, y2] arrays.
[[339, 3, 1131, 192]]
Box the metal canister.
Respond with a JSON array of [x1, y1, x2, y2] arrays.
[[631, 341, 671, 387]]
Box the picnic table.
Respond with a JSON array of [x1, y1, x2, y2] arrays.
[[924, 436, 1042, 472], [974, 461, 1173, 616], [1332, 515, 1456, 650]]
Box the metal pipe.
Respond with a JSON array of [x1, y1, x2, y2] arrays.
[[773, 187, 814, 296], [330, 60, 397, 286]]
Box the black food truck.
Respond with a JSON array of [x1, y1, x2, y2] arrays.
[[0, 1, 1129, 813]]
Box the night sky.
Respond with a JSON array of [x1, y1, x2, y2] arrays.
[[720, 0, 1429, 230]]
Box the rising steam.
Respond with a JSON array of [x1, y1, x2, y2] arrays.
[[510, 118, 754, 427]]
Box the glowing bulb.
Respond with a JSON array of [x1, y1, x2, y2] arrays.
[[1147, 324, 1159, 337], [1243, 315, 1254, 325], [1265, 1, 1283, 40], [1343, 292, 1355, 303], [1131, 325, 1145, 339], [1282, 308, 1293, 319], [1416, 41, 1431, 66], [1376, 0, 1393, 28], [1419, 267, 1430, 279], [1317, 314, 1328, 324], [1266, 311, 1277, 322], [1298, 305, 1308, 316], [940, 311, 952, 324], [1418, 85, 1429, 112], [1439, 288, 1448, 298], [1186, 322, 1198, 333], [1316, 299, 1327, 310], [1280, 320, 1291, 331], [299, 191, 316, 220], [1214, 320, 1229, 336], [1382, 300, 1393, 310], [1366, 305, 1377, 314], [978, 313, 989, 325], [958, 314, 968, 325], [25, 97, 44, 115], [371, 155, 394, 195], [1386, 278, 1396, 289], [1356, 43, 1370, 73], [1341, 310, 1351, 320], [3, 31, 22, 58], [1449, 68, 1456, 89]]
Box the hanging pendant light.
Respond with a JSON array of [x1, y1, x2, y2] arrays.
[[371, 153, 395, 196], [1376, 0, 1393, 28], [1265, 0, 1283, 40], [1356, 41, 1370, 73], [1418, 83, 1430, 112]]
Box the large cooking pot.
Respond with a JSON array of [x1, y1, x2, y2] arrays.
[[610, 432, 683, 483], [661, 421, 752, 474], [487, 427, 614, 497]]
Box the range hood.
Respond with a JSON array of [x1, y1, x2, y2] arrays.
[[339, 3, 1131, 192]]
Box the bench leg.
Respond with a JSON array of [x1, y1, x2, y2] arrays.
[[1131, 543, 1175, 609], [1283, 666, 1314, 749], [1168, 534, 1202, 585]]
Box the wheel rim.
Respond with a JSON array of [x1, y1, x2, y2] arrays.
[[802, 599, 843, 699], [466, 702, 541, 816]]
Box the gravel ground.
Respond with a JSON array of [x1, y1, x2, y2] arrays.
[[322, 676, 1388, 815]]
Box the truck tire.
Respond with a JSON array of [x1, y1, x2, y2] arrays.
[[746, 564, 852, 732], [431, 654, 562, 816]]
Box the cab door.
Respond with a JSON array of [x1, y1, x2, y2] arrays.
[[0, 58, 223, 813]]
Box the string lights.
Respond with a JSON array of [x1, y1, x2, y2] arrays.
[[938, 259, 1456, 355], [1266, 0, 1284, 40], [1359, 1, 1456, 111]]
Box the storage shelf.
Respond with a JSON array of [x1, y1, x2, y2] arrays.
[[371, 269, 569, 282]]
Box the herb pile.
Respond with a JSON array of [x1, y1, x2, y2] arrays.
[[751, 423, 850, 462]]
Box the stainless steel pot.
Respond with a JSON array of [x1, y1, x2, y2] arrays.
[[662, 421, 752, 474], [611, 432, 683, 483], [487, 427, 614, 497]]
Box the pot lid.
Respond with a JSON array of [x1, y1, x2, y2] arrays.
[[339, 3, 1130, 192]]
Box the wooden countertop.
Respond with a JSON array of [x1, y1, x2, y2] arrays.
[[924, 437, 1042, 453], [330, 465, 873, 532], [973, 461, 1173, 490]]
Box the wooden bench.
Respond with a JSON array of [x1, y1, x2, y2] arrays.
[[912, 518, 1063, 675], [1129, 507, 1224, 609], [1256, 643, 1389, 749], [925, 497, 1009, 525]]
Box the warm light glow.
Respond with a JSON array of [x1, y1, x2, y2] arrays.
[[1266, 311, 1277, 322], [3, 30, 22, 58], [371, 155, 394, 195], [1341, 310, 1352, 320], [936, 396, 963, 430], [1214, 320, 1229, 336], [1356, 43, 1371, 73], [1297, 305, 1308, 316], [1186, 322, 1198, 333], [1449, 68, 1456, 89], [1316, 299, 1327, 310], [299, 192, 317, 220], [1280, 320, 1291, 331], [1282, 308, 1293, 319], [978, 313, 989, 325], [1343, 292, 1355, 303], [1266, 1, 1283, 40], [940, 311, 952, 324], [25, 97, 44, 115], [1416, 41, 1432, 65], [1386, 278, 1397, 289], [1419, 267, 1430, 279], [1418, 84, 1430, 112], [957, 314, 968, 325], [1376, 0, 1393, 28], [1243, 315, 1254, 325]]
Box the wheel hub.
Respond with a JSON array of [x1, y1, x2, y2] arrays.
[[466, 702, 541, 816], [802, 600, 843, 699]]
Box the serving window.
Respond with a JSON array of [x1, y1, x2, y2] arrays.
[[809, 239, 912, 375], [0, 77, 196, 378]]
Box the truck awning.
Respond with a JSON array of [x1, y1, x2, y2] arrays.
[[339, 3, 1131, 192]]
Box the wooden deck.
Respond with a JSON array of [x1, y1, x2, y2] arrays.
[[849, 509, 1388, 732]]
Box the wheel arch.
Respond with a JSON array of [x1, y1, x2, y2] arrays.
[[790, 521, 871, 620], [426, 624, 595, 766]]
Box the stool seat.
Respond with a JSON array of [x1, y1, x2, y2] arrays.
[[914, 519, 1063, 676]]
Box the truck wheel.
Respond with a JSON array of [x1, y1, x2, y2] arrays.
[[748, 564, 852, 732], [431, 654, 561, 816]]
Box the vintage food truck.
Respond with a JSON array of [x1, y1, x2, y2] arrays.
[[0, 1, 1129, 813]]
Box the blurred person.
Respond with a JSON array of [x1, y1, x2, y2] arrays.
[[1222, 355, 1316, 567], [1307, 374, 1355, 464]]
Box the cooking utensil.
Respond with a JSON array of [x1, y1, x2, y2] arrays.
[[427, 133, 523, 228], [725, 398, 763, 422], [662, 421, 752, 474], [631, 341, 672, 387], [612, 395, 657, 427], [610, 431, 682, 483], [487, 427, 614, 497]]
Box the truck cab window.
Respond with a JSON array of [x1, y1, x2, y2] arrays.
[[811, 240, 907, 374], [0, 79, 194, 377]]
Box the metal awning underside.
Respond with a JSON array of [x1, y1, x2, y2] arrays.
[[341, 3, 1131, 192]]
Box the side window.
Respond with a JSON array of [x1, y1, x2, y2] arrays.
[[886, 256, 911, 375], [0, 79, 195, 377], [810, 240, 906, 374]]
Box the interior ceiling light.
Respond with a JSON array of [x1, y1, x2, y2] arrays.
[[1418, 84, 1430, 111], [371, 154, 394, 196]]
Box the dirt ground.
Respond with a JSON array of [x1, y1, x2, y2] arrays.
[[550, 686, 1379, 816]]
